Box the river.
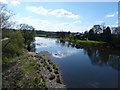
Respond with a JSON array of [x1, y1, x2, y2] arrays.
[[34, 37, 120, 88]]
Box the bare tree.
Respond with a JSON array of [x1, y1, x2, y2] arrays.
[[0, 4, 14, 29], [18, 24, 35, 30]]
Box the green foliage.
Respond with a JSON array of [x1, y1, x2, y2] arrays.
[[49, 68, 52, 72], [46, 65, 50, 69], [53, 64, 58, 70], [36, 55, 43, 60], [2, 55, 46, 88], [48, 59, 53, 64], [49, 74, 55, 80], [2, 30, 24, 64], [54, 70, 59, 74], [43, 62, 47, 67], [56, 76, 61, 84], [40, 59, 44, 63]]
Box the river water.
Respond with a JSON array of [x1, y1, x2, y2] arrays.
[[34, 37, 120, 88]]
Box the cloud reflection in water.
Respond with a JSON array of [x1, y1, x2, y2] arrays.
[[52, 49, 78, 58]]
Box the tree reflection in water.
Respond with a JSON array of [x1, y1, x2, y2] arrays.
[[83, 47, 120, 71], [57, 39, 120, 71]]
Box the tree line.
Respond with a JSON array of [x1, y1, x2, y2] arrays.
[[53, 25, 120, 49], [1, 4, 35, 64]]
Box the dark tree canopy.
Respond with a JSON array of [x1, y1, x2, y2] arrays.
[[92, 25, 102, 34]]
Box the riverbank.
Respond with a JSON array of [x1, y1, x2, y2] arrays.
[[36, 34, 106, 44], [2, 51, 66, 88]]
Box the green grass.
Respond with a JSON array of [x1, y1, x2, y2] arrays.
[[3, 55, 46, 88], [65, 38, 106, 44], [36, 34, 46, 37], [76, 40, 105, 43]]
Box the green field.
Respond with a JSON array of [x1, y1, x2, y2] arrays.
[[65, 38, 106, 44]]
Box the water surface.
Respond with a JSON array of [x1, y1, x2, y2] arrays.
[[34, 37, 119, 88]]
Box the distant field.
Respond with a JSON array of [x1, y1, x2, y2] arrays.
[[65, 38, 106, 44], [36, 34, 46, 37]]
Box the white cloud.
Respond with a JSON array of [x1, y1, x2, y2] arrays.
[[48, 8, 79, 18], [106, 14, 115, 17], [15, 16, 85, 32], [26, 6, 49, 15], [26, 6, 79, 18], [11, 0, 20, 5], [73, 20, 81, 24], [0, 0, 8, 4], [106, 12, 118, 18]]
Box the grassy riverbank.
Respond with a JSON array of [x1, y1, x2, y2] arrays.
[[36, 34, 105, 44], [2, 51, 65, 88], [65, 38, 105, 44]]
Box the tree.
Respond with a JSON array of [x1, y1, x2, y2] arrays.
[[0, 4, 14, 29], [18, 23, 35, 51], [88, 29, 94, 40], [92, 25, 102, 34], [2, 30, 24, 61], [18, 24, 35, 31], [103, 26, 111, 35], [102, 26, 112, 42]]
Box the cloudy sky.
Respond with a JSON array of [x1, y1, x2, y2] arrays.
[[0, 0, 118, 32]]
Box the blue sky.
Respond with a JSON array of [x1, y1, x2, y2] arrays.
[[0, 0, 118, 32]]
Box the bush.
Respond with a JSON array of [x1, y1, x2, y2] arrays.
[[49, 69, 52, 72], [54, 70, 59, 74], [40, 59, 44, 63], [36, 55, 43, 60], [46, 65, 50, 70], [56, 77, 61, 84], [48, 59, 53, 64], [49, 74, 55, 80], [43, 62, 47, 67], [53, 64, 58, 70]]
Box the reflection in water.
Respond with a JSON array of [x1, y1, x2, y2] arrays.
[[35, 37, 119, 88], [57, 39, 120, 71], [83, 47, 120, 71], [52, 49, 79, 58]]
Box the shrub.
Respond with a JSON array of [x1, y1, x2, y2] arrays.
[[48, 59, 53, 64], [49, 69, 52, 72], [43, 62, 47, 67], [36, 55, 43, 60], [46, 65, 50, 70], [54, 70, 59, 74], [49, 74, 55, 80], [56, 77, 61, 84], [53, 64, 58, 70], [40, 59, 44, 63]]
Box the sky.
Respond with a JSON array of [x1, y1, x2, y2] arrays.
[[0, 0, 119, 32]]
